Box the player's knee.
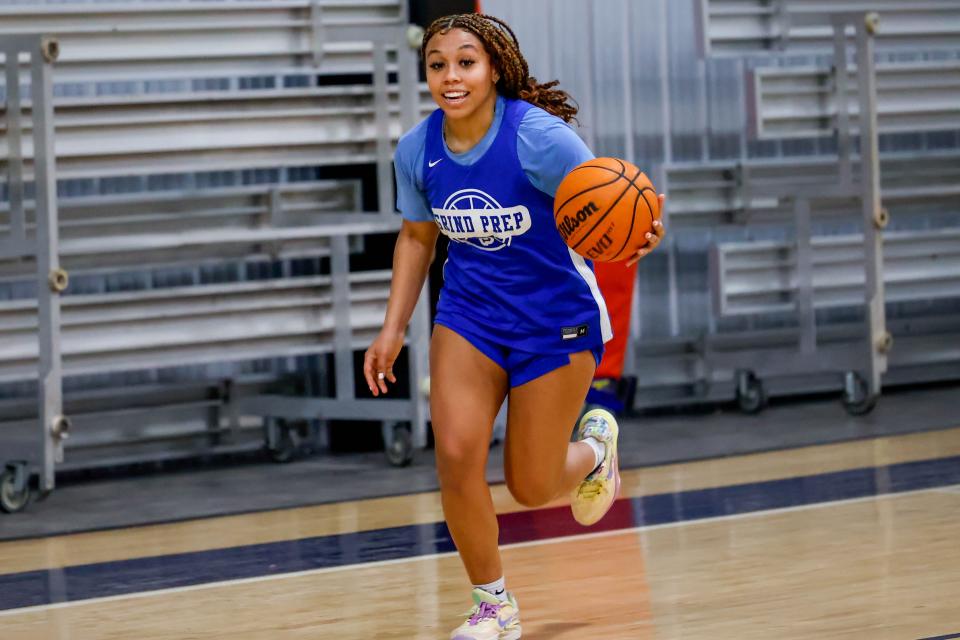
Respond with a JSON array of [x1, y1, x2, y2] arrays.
[[434, 433, 485, 489], [506, 476, 557, 508]]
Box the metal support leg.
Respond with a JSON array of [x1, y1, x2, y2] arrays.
[[4, 50, 25, 246], [831, 18, 853, 184], [330, 235, 355, 401], [855, 14, 889, 399], [773, 0, 790, 52], [31, 37, 67, 493], [372, 43, 393, 216], [794, 197, 816, 356], [309, 0, 324, 67], [397, 26, 420, 134], [407, 284, 431, 449]]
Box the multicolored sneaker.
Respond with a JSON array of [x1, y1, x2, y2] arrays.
[[571, 408, 621, 526], [450, 588, 521, 640]]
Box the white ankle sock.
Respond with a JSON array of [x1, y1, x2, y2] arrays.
[[582, 436, 605, 473], [475, 576, 508, 601]]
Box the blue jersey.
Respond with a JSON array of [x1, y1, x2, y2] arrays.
[[398, 97, 611, 354]]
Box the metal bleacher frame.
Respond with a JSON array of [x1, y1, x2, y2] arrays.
[[726, 10, 891, 413], [0, 1, 432, 513], [641, 1, 960, 415]]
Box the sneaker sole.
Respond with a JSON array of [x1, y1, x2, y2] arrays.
[[501, 627, 521, 640], [451, 628, 520, 640]]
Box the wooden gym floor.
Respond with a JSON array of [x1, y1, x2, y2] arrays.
[[1, 425, 959, 639]]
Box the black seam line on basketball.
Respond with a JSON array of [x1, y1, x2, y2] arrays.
[[609, 186, 655, 261], [571, 165, 645, 252], [563, 165, 624, 181], [561, 158, 627, 186], [608, 184, 644, 261], [564, 158, 627, 179], [555, 170, 624, 214]]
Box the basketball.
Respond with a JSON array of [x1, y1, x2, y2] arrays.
[[553, 157, 659, 262]]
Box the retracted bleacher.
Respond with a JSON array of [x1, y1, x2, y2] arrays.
[[0, 0, 433, 513], [634, 0, 960, 414]]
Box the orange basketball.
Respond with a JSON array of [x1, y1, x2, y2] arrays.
[[553, 157, 659, 262]]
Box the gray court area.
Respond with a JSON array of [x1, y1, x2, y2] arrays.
[[1, 1, 959, 539]]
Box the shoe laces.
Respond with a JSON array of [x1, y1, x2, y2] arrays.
[[577, 476, 606, 500], [581, 417, 609, 441], [466, 602, 501, 625]]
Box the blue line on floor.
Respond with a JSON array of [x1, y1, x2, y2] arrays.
[[1, 454, 958, 612]]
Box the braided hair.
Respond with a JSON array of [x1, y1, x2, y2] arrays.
[[420, 13, 579, 123]]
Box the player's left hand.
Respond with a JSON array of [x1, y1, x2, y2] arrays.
[[625, 193, 666, 267]]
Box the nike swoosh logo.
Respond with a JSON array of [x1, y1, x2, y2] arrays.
[[428, 159, 443, 167]]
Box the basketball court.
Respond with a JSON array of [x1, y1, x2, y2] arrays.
[[2, 416, 959, 639], [2, 1, 959, 638]]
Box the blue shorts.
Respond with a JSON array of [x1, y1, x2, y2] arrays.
[[434, 319, 604, 388]]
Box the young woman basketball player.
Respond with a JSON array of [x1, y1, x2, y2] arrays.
[[363, 13, 664, 639]]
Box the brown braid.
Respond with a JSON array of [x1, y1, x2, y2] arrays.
[[420, 13, 579, 123]]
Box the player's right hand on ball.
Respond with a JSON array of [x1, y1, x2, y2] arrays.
[[363, 328, 404, 396]]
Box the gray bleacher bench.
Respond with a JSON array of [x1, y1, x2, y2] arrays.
[[1, 180, 362, 238], [663, 152, 960, 227], [2, 84, 434, 179], [749, 59, 960, 139], [0, 180, 369, 278], [0, 264, 393, 383], [699, 0, 960, 56], [710, 228, 960, 317], [0, 0, 414, 81]]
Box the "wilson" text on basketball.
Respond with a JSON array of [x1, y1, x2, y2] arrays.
[[558, 201, 599, 241]]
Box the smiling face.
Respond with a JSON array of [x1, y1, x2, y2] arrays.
[[424, 28, 500, 125]]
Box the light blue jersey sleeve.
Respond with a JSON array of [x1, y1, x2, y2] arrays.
[[394, 117, 433, 223], [517, 107, 595, 198]]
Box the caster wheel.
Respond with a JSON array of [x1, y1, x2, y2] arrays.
[[842, 372, 878, 416], [1, 464, 31, 514], [267, 419, 304, 463], [736, 370, 767, 414], [384, 423, 413, 467]]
